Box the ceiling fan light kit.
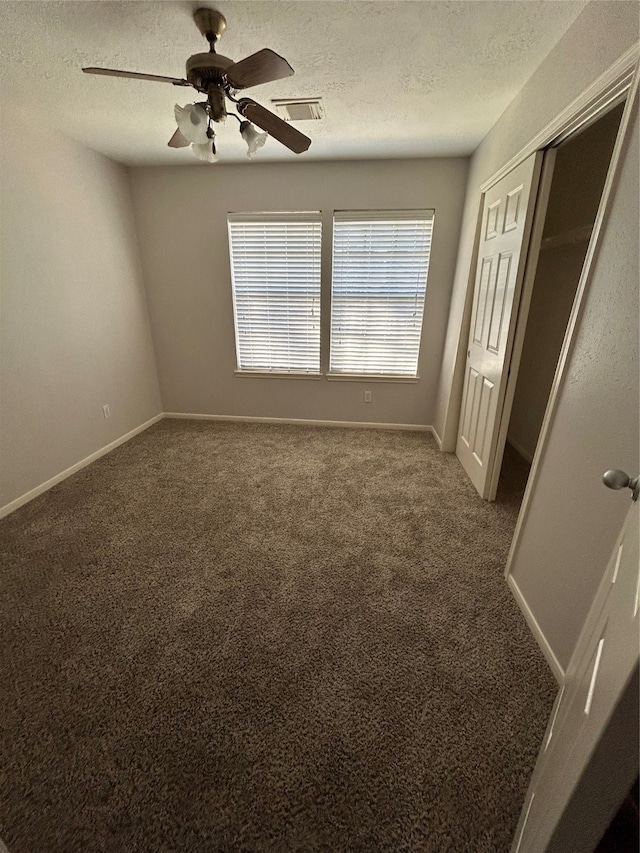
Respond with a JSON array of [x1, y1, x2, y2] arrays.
[[167, 128, 191, 149], [240, 121, 268, 159], [174, 103, 210, 145], [192, 140, 219, 163], [81, 7, 312, 163]]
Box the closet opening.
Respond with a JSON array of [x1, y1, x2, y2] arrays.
[[495, 99, 626, 507]]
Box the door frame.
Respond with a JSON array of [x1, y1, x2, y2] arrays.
[[448, 47, 638, 457], [443, 45, 639, 457], [490, 67, 637, 505], [449, 45, 639, 681], [503, 57, 639, 682]]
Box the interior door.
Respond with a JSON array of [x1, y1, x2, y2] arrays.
[[456, 152, 543, 498], [511, 487, 640, 853]]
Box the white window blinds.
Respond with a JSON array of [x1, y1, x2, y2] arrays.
[[228, 212, 322, 373], [330, 210, 434, 376]]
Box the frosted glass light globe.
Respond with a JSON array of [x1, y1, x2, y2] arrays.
[[191, 140, 219, 163], [174, 104, 209, 145], [240, 121, 268, 159]]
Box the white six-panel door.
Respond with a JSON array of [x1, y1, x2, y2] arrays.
[[456, 152, 543, 498]]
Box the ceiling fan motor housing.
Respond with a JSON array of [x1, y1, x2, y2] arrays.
[[186, 53, 234, 90]]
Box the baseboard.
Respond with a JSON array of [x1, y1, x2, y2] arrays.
[[430, 424, 444, 450], [508, 574, 564, 685], [0, 414, 163, 520], [507, 436, 534, 464], [164, 412, 435, 434], [1, 412, 437, 520]]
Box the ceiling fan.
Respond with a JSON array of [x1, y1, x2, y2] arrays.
[[82, 8, 311, 162]]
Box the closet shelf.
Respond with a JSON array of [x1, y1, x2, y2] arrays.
[[540, 223, 593, 251]]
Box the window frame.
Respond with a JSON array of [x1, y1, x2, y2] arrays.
[[227, 208, 435, 383]]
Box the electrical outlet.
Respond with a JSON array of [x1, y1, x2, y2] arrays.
[[364, 390, 372, 403], [102, 404, 111, 419]]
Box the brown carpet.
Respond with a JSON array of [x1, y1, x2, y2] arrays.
[[0, 421, 556, 852]]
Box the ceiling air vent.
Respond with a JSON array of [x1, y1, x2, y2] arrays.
[[272, 99, 324, 121]]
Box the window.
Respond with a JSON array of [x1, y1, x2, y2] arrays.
[[329, 210, 434, 377], [228, 212, 321, 374]]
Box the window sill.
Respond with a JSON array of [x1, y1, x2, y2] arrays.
[[235, 370, 323, 380], [326, 373, 419, 384], [234, 370, 420, 383]]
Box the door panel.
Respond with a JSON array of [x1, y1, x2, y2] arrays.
[[459, 367, 496, 469], [512, 497, 640, 853], [456, 152, 543, 497]]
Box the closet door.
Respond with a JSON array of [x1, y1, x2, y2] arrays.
[[456, 152, 543, 498]]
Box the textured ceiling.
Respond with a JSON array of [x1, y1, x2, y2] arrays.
[[0, 0, 588, 165]]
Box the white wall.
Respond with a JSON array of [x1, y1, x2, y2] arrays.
[[0, 106, 162, 511], [129, 158, 468, 427], [433, 0, 639, 671]]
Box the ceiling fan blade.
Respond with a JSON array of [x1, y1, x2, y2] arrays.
[[167, 128, 191, 148], [82, 67, 190, 87], [225, 49, 294, 90], [237, 99, 311, 154]]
